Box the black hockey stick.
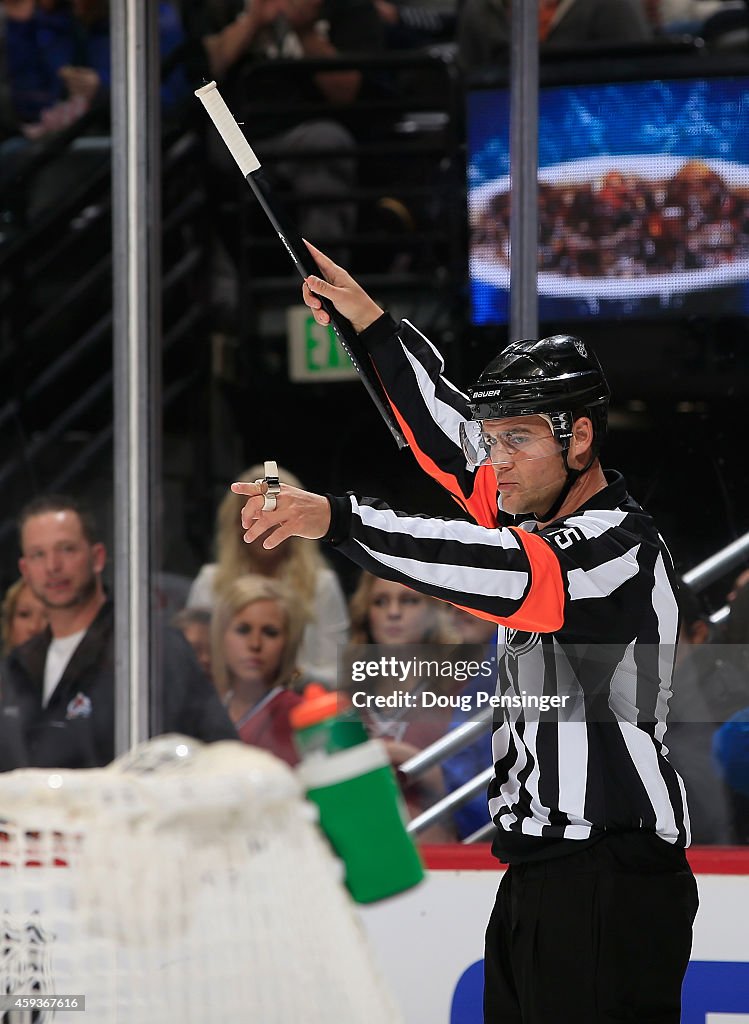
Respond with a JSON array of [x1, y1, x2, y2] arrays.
[[195, 81, 407, 449]]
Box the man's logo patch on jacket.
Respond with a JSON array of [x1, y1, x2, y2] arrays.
[[66, 693, 92, 720]]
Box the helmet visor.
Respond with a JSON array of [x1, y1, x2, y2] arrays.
[[460, 417, 565, 469]]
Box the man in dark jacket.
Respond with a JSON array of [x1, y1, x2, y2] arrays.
[[0, 494, 236, 770]]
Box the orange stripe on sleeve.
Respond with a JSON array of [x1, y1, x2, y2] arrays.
[[384, 392, 499, 528], [507, 529, 565, 633], [438, 530, 565, 634], [388, 399, 471, 512]]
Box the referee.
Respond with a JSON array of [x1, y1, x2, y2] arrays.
[[234, 245, 699, 1024]]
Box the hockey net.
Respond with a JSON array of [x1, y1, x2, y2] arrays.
[[0, 737, 402, 1023]]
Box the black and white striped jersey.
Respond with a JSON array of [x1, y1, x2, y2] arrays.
[[324, 314, 690, 856]]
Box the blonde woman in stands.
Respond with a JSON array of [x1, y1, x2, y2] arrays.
[[188, 464, 349, 687], [348, 571, 453, 648], [211, 575, 307, 766], [1, 578, 48, 655], [346, 571, 457, 840]]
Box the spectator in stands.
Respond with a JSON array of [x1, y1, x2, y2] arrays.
[[710, 583, 749, 842], [0, 0, 77, 198], [645, 0, 725, 35], [1, 577, 48, 654], [0, 494, 236, 770], [714, 709, 749, 843], [346, 570, 457, 839], [2, 0, 85, 134], [211, 574, 306, 765], [440, 603, 496, 646], [1, 0, 189, 219], [374, 0, 456, 49], [703, 579, 749, 726], [727, 566, 749, 604], [182, 0, 385, 255], [3, 0, 188, 138], [439, 605, 496, 840], [665, 580, 733, 844], [187, 464, 349, 688], [457, 0, 653, 71], [194, 0, 383, 96], [348, 570, 450, 647], [172, 606, 212, 680]]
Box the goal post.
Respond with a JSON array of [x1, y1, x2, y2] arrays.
[[0, 737, 403, 1023]]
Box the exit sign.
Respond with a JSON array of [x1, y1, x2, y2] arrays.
[[287, 306, 357, 382]]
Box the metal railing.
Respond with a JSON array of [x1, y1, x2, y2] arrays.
[[683, 532, 749, 590]]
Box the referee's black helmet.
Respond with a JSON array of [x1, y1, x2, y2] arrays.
[[466, 334, 610, 453]]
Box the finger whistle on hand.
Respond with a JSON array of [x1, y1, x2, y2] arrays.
[[255, 459, 280, 512]]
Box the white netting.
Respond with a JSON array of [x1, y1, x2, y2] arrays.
[[0, 737, 402, 1023]]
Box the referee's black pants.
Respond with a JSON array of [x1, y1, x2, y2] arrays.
[[483, 832, 699, 1024]]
